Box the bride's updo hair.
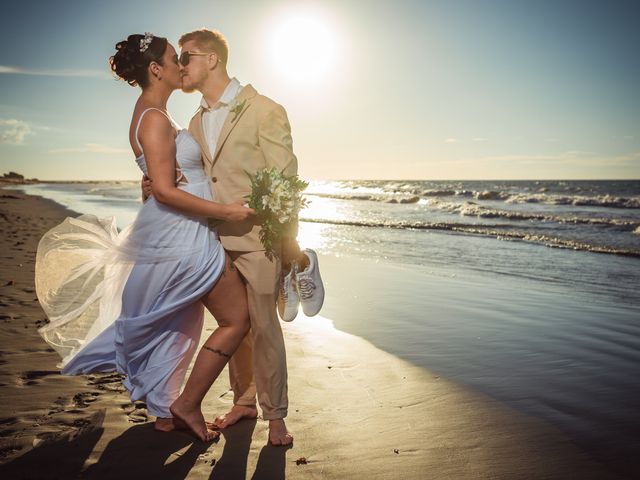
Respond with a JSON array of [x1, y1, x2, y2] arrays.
[[109, 34, 168, 88]]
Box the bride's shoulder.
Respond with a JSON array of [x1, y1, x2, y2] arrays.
[[136, 109, 173, 133], [134, 111, 176, 151]]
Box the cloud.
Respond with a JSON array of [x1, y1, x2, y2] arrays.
[[0, 65, 110, 79], [433, 150, 640, 167], [49, 143, 130, 154], [608, 151, 640, 166], [473, 137, 488, 142], [445, 138, 458, 144], [0, 119, 32, 144]]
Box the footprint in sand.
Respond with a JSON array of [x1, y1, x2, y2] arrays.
[[18, 370, 59, 386], [127, 408, 148, 423], [0, 417, 17, 428], [34, 318, 49, 328], [0, 444, 24, 462], [31, 409, 106, 450], [87, 373, 125, 393], [20, 347, 52, 353], [120, 400, 148, 423], [72, 391, 100, 408], [47, 396, 67, 415]]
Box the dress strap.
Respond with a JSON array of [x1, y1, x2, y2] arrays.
[[134, 108, 178, 152]]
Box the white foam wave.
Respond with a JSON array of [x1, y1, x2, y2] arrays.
[[428, 200, 640, 228], [299, 217, 640, 257], [505, 193, 640, 209]]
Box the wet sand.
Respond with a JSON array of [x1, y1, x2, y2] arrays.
[[0, 190, 624, 479]]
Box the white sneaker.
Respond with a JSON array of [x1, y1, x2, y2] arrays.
[[277, 266, 300, 322], [296, 249, 325, 316]]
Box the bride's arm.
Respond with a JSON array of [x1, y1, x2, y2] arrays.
[[140, 111, 253, 222]]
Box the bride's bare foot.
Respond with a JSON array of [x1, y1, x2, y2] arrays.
[[170, 399, 219, 442], [213, 404, 258, 429], [268, 418, 293, 446], [154, 417, 176, 432], [154, 417, 216, 433]]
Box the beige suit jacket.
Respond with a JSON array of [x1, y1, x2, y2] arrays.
[[189, 84, 298, 252]]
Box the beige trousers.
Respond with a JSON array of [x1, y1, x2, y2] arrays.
[[226, 250, 288, 420]]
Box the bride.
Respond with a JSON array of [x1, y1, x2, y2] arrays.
[[35, 33, 253, 441]]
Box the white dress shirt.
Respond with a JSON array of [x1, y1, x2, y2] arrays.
[[200, 77, 244, 157]]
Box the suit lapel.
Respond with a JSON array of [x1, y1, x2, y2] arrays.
[[212, 85, 258, 166], [188, 108, 214, 167]]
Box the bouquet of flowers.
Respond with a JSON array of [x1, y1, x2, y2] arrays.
[[246, 166, 308, 259]]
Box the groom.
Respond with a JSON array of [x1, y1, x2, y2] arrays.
[[178, 28, 302, 445]]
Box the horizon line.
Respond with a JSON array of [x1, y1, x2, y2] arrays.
[[3, 177, 639, 183]]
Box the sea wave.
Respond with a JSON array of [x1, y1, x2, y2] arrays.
[[305, 189, 640, 209], [504, 193, 640, 209], [429, 200, 640, 228], [305, 192, 421, 203], [299, 217, 640, 257], [86, 186, 140, 200]]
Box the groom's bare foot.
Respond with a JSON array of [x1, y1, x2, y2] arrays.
[[268, 418, 293, 446], [170, 399, 219, 442], [213, 404, 258, 429]]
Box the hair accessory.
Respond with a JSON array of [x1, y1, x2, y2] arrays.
[[139, 32, 154, 52]]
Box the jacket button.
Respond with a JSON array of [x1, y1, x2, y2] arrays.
[[211, 176, 218, 183]]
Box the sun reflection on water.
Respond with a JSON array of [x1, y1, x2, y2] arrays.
[[297, 221, 331, 251], [296, 195, 354, 251]]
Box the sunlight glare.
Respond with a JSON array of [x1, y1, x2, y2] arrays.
[[266, 9, 338, 85]]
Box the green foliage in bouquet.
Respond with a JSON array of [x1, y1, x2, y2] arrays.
[[246, 166, 308, 259]]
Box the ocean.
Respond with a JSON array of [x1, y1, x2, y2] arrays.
[[15, 179, 640, 295], [9, 179, 640, 474]]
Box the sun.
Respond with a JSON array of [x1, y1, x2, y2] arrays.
[[266, 9, 339, 85]]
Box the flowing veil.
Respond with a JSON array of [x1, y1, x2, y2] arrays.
[[35, 214, 134, 366]]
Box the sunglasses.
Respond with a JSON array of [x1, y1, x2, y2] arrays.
[[179, 51, 212, 66]]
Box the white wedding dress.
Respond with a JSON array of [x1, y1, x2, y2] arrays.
[[35, 109, 225, 417]]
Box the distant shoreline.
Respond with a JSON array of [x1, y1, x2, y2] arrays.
[[0, 179, 138, 185], [2, 175, 639, 184]]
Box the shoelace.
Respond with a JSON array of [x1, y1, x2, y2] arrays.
[[280, 267, 297, 304], [297, 276, 316, 300], [279, 279, 290, 302], [278, 287, 287, 302]]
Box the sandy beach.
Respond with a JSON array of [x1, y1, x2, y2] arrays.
[[0, 189, 630, 478]]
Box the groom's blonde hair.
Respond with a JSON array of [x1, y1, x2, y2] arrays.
[[179, 29, 229, 66]]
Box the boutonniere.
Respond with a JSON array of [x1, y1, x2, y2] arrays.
[[230, 99, 247, 123]]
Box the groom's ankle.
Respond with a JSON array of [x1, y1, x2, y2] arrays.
[[263, 410, 288, 421]]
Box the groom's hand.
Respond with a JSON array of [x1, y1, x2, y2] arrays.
[[141, 175, 153, 202], [281, 236, 305, 271]]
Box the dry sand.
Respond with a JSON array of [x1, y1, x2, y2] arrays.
[[0, 190, 623, 479]]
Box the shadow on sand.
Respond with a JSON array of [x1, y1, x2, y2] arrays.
[[82, 422, 210, 479], [0, 409, 106, 479], [210, 418, 291, 480], [0, 412, 291, 479]]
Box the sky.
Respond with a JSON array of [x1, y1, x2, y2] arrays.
[[0, 0, 639, 180]]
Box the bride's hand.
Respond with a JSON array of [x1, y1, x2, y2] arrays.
[[223, 200, 255, 222], [141, 175, 153, 200]]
